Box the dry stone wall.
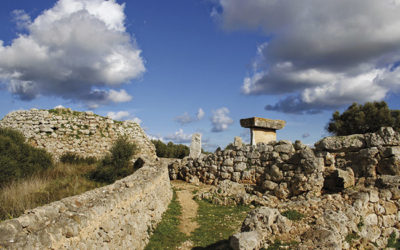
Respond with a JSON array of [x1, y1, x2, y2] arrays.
[[170, 127, 400, 199], [0, 108, 157, 163], [170, 140, 325, 199], [0, 164, 172, 249]]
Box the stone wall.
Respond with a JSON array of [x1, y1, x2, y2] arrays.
[[0, 164, 172, 249], [0, 108, 157, 163], [170, 140, 325, 199], [170, 127, 400, 199]]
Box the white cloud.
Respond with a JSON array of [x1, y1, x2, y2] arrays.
[[0, 0, 145, 107], [174, 108, 205, 125], [106, 89, 132, 103], [164, 129, 193, 144], [54, 104, 65, 109], [174, 112, 193, 125], [214, 0, 400, 113], [126, 117, 142, 125], [107, 111, 130, 120], [211, 107, 233, 132], [106, 110, 142, 124], [12, 10, 32, 29], [196, 108, 205, 120]]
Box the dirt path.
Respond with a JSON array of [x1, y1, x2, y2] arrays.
[[172, 180, 211, 250]]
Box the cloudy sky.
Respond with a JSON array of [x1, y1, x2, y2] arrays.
[[0, 0, 399, 150]]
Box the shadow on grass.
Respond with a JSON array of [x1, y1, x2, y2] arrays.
[[192, 239, 232, 250]]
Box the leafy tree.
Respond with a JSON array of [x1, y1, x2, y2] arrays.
[[327, 101, 400, 136], [151, 140, 189, 159], [0, 128, 54, 186], [90, 137, 137, 183]]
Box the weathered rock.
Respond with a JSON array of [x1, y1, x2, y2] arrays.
[[337, 168, 355, 189], [315, 134, 366, 152], [377, 155, 400, 175], [366, 127, 400, 147], [230, 231, 261, 250], [240, 117, 286, 130], [189, 133, 202, 159], [234, 136, 243, 148]]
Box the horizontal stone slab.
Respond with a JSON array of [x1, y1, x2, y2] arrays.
[[240, 117, 286, 130]]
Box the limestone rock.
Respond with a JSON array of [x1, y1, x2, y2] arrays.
[[315, 134, 366, 152], [234, 136, 243, 148], [240, 117, 286, 130], [189, 133, 201, 159], [230, 231, 261, 250]]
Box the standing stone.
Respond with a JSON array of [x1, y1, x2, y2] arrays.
[[240, 117, 286, 145], [190, 133, 201, 158], [234, 136, 243, 148]]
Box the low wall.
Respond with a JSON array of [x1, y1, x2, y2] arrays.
[[0, 164, 172, 249], [170, 127, 400, 199]]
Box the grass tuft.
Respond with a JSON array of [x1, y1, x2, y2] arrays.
[[281, 209, 304, 221]]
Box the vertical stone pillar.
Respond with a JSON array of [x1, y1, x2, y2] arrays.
[[189, 133, 202, 158]]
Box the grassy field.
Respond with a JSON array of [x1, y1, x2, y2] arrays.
[[0, 162, 105, 221], [191, 200, 250, 248]]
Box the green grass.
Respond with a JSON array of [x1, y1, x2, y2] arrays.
[[145, 191, 188, 250], [345, 232, 359, 244], [387, 232, 400, 249], [190, 200, 251, 248], [281, 209, 304, 221]]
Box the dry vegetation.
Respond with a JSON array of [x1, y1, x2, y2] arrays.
[[0, 162, 104, 221]]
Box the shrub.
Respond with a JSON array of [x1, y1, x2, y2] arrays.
[[151, 140, 189, 159], [0, 128, 53, 186], [327, 101, 400, 136], [60, 152, 97, 165], [90, 137, 137, 183], [281, 209, 304, 221]]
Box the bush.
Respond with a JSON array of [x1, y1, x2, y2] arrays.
[[0, 128, 53, 186], [327, 101, 400, 136], [60, 152, 97, 165], [151, 140, 189, 159], [281, 209, 304, 221], [90, 137, 137, 183]]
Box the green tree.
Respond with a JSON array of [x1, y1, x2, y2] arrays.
[[90, 137, 137, 183], [327, 101, 400, 136], [0, 128, 54, 186], [151, 140, 189, 159]]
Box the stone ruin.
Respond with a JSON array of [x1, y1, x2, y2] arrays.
[[168, 127, 400, 249], [1, 107, 400, 249], [240, 117, 286, 145], [0, 107, 157, 163]]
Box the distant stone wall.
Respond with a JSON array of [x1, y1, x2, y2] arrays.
[[170, 127, 400, 199], [0, 108, 157, 163], [0, 164, 172, 249], [170, 140, 325, 199]]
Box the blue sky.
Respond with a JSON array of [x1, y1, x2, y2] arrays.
[[0, 0, 399, 151]]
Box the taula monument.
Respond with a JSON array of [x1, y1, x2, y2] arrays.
[[240, 117, 286, 145]]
